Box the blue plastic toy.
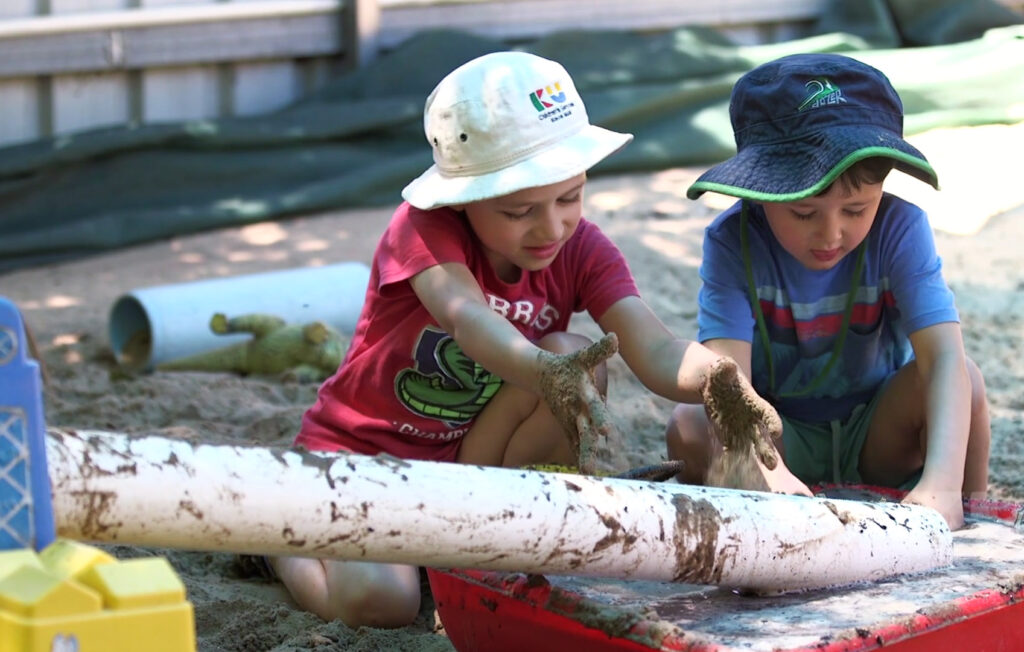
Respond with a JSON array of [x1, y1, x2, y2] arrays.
[[0, 297, 55, 550]]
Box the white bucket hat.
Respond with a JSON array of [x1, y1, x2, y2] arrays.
[[402, 51, 633, 210]]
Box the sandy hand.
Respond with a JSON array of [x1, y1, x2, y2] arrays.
[[702, 357, 784, 491], [537, 333, 620, 475]]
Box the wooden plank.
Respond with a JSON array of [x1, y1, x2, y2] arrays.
[[50, 0, 126, 13], [374, 0, 829, 48], [347, 0, 381, 67], [51, 71, 130, 135], [0, 0, 346, 77], [0, 1, 37, 21], [0, 2, 37, 146], [46, 0, 132, 140], [375, 0, 1024, 49], [134, 14, 340, 65], [141, 65, 220, 122], [0, 79, 41, 146], [138, 0, 229, 124], [232, 61, 302, 116]]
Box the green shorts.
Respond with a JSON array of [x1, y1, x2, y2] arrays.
[[780, 369, 929, 491], [780, 388, 885, 487]]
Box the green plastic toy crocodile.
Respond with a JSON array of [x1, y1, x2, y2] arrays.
[[156, 313, 347, 382]]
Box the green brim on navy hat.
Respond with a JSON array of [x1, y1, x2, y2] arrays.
[[687, 53, 939, 202]]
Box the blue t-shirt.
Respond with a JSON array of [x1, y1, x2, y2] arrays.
[[698, 193, 958, 422]]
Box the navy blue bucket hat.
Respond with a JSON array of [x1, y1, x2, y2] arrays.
[[687, 53, 939, 201]]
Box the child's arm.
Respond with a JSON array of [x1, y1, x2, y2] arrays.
[[699, 337, 813, 497], [409, 262, 618, 464], [598, 296, 792, 481], [411, 262, 545, 383], [903, 322, 972, 529], [597, 295, 728, 401]]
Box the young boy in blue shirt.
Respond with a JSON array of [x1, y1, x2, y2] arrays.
[[665, 53, 990, 530]]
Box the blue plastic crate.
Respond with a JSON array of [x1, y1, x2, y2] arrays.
[[0, 297, 55, 550]]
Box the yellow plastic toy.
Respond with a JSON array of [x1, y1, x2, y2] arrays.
[[0, 539, 195, 652]]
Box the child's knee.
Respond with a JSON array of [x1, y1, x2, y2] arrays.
[[966, 358, 990, 418], [665, 404, 714, 481], [324, 563, 421, 628], [330, 580, 421, 628], [666, 403, 710, 447], [536, 331, 607, 389], [536, 331, 589, 354], [965, 357, 992, 452]]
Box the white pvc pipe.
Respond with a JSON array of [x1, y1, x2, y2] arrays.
[[108, 262, 369, 371], [46, 428, 952, 592]]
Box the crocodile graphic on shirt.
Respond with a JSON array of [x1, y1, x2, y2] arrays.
[[395, 327, 503, 426]]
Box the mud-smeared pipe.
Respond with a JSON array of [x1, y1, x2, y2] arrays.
[[46, 428, 952, 591]]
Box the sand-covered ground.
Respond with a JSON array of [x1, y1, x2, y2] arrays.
[[3, 123, 1023, 651]]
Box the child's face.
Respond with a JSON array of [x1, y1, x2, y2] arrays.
[[461, 173, 586, 282], [760, 180, 884, 271]]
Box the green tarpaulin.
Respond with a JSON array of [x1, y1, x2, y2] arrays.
[[0, 0, 1021, 271]]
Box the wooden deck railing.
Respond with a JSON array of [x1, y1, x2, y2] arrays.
[[0, 0, 1019, 147]]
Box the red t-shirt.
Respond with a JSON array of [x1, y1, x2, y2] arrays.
[[295, 202, 639, 461]]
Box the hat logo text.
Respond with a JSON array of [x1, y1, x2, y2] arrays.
[[530, 82, 566, 111], [798, 78, 846, 111]]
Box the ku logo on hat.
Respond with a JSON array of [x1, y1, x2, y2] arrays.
[[530, 82, 567, 111], [798, 77, 847, 111]]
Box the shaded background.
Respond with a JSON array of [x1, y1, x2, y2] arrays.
[[1, 0, 1021, 271]]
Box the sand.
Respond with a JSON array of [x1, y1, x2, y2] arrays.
[[3, 123, 1023, 651]]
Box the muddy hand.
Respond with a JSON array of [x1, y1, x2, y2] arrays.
[[702, 357, 781, 469], [537, 333, 620, 475]]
